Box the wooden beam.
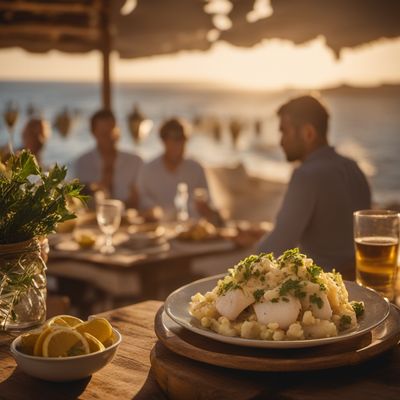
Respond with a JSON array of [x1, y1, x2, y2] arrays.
[[0, 1, 99, 14], [0, 25, 100, 39], [100, 0, 112, 110]]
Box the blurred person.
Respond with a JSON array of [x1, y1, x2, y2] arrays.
[[238, 95, 371, 278], [70, 109, 142, 207], [22, 118, 50, 164], [137, 117, 222, 224], [229, 118, 242, 148], [0, 117, 50, 165]]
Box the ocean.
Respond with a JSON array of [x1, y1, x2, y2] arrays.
[[0, 80, 399, 205]]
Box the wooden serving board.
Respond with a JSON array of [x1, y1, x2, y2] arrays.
[[151, 306, 400, 400], [153, 305, 400, 372]]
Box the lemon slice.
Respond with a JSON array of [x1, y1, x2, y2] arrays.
[[102, 334, 115, 348], [33, 326, 54, 356], [75, 318, 113, 344], [19, 330, 41, 355], [46, 317, 69, 328], [84, 332, 105, 353], [48, 314, 83, 328], [42, 328, 89, 357]]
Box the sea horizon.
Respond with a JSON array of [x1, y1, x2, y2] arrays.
[[1, 79, 399, 207]]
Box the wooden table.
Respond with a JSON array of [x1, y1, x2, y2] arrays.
[[0, 301, 166, 400], [1, 301, 400, 400], [46, 234, 250, 315]]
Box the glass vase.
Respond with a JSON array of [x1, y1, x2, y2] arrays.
[[0, 238, 47, 331]]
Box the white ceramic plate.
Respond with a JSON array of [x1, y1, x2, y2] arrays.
[[164, 274, 390, 349]]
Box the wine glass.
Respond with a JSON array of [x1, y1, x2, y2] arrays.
[[96, 199, 123, 254], [3, 101, 19, 154]]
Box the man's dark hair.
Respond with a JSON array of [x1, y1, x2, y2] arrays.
[[90, 109, 115, 132], [277, 95, 329, 137], [159, 117, 187, 140]]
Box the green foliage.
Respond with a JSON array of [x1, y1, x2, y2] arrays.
[[0, 150, 87, 244]]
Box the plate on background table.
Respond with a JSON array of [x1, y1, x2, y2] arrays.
[[165, 275, 390, 349]]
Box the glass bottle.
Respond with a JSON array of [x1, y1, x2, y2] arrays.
[[174, 182, 189, 222]]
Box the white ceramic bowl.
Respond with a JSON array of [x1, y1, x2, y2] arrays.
[[10, 328, 122, 382]]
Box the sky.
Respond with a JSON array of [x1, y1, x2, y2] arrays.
[[1, 35, 400, 91]]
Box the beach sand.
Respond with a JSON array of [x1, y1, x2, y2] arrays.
[[206, 163, 286, 223]]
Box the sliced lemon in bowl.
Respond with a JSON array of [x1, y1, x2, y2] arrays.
[[33, 326, 55, 356], [42, 328, 89, 357], [47, 314, 83, 328], [75, 318, 113, 344], [84, 332, 105, 353], [19, 330, 42, 355]]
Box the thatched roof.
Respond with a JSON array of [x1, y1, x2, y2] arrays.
[[0, 0, 214, 57], [222, 0, 400, 58], [0, 0, 398, 59]]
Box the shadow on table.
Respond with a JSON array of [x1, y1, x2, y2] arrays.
[[0, 367, 91, 400], [133, 369, 167, 400]]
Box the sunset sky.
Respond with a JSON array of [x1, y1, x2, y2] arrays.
[[1, 36, 399, 90]]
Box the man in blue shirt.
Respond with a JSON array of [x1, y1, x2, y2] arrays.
[[256, 95, 371, 277]]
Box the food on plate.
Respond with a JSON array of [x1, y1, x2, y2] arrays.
[[17, 315, 115, 357], [177, 219, 218, 241], [189, 249, 365, 341], [73, 230, 97, 248]]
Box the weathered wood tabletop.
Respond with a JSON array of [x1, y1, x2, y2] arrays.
[[0, 301, 166, 400], [1, 300, 400, 400]]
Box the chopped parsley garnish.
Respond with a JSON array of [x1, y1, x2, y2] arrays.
[[278, 248, 305, 269], [339, 315, 352, 330], [307, 264, 323, 282], [279, 279, 306, 299], [217, 280, 240, 296], [271, 298, 279, 303], [279, 279, 301, 296], [309, 293, 323, 309], [253, 289, 265, 302], [281, 297, 289, 302], [350, 301, 365, 318]]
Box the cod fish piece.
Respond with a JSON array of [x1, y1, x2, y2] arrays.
[[216, 289, 255, 320], [302, 292, 332, 320], [253, 295, 301, 330]]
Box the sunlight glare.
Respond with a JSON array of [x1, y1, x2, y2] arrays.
[[247, 0, 274, 23]]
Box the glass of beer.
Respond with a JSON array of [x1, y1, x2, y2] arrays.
[[354, 210, 399, 300]]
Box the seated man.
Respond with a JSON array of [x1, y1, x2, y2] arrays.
[[1, 117, 50, 165], [70, 109, 142, 206], [245, 96, 371, 277], [137, 118, 221, 224]]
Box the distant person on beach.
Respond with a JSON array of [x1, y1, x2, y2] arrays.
[[1, 117, 50, 165], [22, 118, 51, 165], [229, 118, 242, 148], [239, 95, 371, 278], [137, 117, 222, 224], [70, 109, 142, 206]]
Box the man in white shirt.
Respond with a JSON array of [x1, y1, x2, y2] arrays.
[[70, 109, 142, 206], [137, 118, 220, 223]]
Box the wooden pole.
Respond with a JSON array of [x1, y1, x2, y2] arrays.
[[100, 0, 111, 111]]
